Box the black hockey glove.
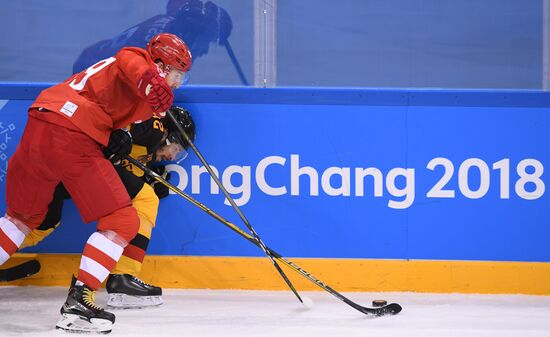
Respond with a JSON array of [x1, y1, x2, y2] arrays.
[[103, 129, 133, 165], [146, 166, 171, 199]]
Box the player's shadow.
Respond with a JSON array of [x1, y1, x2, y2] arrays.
[[73, 0, 233, 77]]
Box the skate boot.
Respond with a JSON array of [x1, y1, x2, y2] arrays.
[[106, 274, 163, 309], [56, 284, 115, 334]]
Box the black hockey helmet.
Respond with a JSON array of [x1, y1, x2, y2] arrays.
[[162, 106, 196, 162]]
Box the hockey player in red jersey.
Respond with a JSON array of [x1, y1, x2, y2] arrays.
[[0, 33, 192, 333], [20, 107, 196, 309]]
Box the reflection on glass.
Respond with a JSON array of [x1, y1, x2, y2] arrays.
[[73, 0, 233, 76]]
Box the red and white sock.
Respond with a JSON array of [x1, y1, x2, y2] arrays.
[[78, 232, 124, 290], [0, 216, 28, 265]]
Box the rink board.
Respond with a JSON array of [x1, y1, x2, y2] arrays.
[[5, 253, 550, 295], [1, 85, 550, 294]]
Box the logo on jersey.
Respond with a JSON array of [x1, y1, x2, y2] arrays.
[[60, 101, 78, 117]]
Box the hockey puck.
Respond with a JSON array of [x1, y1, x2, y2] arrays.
[[372, 300, 387, 307]]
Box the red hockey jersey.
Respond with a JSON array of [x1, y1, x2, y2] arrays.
[[30, 47, 160, 146]]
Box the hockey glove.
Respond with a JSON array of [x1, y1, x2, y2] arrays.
[[138, 68, 174, 113], [146, 166, 171, 199], [103, 129, 133, 165]]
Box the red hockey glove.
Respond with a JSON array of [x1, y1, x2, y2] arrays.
[[138, 68, 174, 113]]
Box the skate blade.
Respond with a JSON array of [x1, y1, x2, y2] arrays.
[[107, 293, 163, 309], [55, 313, 113, 334]]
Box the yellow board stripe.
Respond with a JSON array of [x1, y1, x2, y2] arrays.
[[3, 253, 550, 295]]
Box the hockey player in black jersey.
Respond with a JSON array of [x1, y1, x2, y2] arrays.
[[18, 106, 195, 333]]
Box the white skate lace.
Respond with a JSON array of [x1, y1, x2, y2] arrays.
[[132, 276, 154, 288]]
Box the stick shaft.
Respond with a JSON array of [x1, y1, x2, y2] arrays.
[[125, 155, 371, 313], [129, 129, 302, 303]]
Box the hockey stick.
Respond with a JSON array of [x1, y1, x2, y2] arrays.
[[165, 110, 303, 304], [0, 259, 40, 282], [222, 39, 250, 86], [125, 155, 402, 316]]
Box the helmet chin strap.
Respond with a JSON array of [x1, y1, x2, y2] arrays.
[[150, 137, 169, 163], [151, 151, 158, 163]]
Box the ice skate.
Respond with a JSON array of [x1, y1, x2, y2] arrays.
[[106, 274, 163, 309], [56, 284, 115, 334]]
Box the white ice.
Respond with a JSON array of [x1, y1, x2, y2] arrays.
[[1, 286, 549, 337]]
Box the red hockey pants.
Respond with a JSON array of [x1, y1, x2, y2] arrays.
[[5, 115, 139, 243]]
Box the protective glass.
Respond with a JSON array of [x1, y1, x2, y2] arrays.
[[164, 138, 188, 163], [166, 66, 190, 87]]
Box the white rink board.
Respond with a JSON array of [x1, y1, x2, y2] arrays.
[[0, 287, 549, 337]]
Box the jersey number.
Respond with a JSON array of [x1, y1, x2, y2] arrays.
[[69, 57, 116, 91], [152, 119, 165, 131]]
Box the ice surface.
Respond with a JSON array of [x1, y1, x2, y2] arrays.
[[0, 286, 549, 337]]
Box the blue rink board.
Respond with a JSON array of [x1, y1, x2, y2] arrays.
[[0, 86, 549, 262]]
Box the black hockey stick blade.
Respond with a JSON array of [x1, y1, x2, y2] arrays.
[[358, 302, 402, 316], [0, 259, 40, 282]]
